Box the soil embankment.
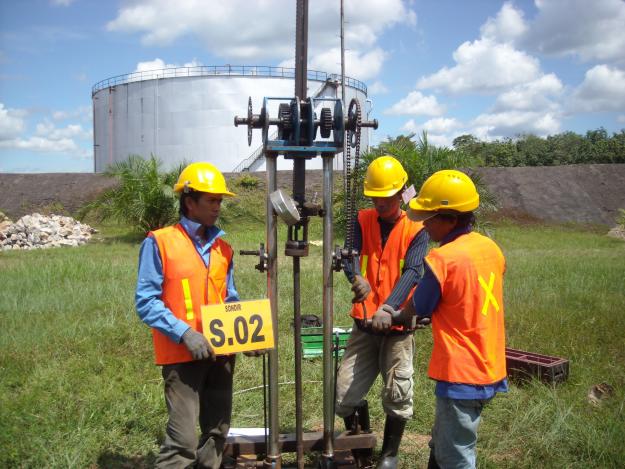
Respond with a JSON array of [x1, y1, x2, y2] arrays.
[[1, 164, 624, 226]]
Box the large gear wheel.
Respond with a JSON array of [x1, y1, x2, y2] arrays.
[[347, 99, 362, 149]]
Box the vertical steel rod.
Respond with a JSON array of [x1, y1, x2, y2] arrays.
[[293, 255, 304, 469], [322, 154, 335, 463], [265, 153, 281, 468], [295, 0, 308, 100], [294, 2, 308, 467]]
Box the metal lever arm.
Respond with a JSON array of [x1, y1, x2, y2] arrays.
[[239, 243, 268, 273]]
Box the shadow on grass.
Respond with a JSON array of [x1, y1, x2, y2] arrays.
[[96, 451, 157, 468]]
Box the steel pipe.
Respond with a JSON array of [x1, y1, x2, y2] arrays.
[[321, 154, 335, 464], [265, 153, 281, 468]]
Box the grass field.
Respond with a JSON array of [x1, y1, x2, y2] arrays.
[[1, 215, 624, 468]]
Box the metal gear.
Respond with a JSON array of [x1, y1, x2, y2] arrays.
[[278, 103, 292, 141], [319, 107, 333, 138]]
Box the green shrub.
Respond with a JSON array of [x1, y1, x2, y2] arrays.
[[79, 155, 185, 233], [233, 174, 261, 189]]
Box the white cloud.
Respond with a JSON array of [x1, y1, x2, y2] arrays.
[[471, 109, 561, 137], [299, 48, 386, 82], [570, 65, 625, 112], [0, 103, 26, 140], [399, 118, 461, 147], [107, 0, 415, 80], [421, 117, 462, 134], [480, 2, 527, 44], [36, 120, 91, 141], [0, 105, 91, 158], [51, 0, 77, 6], [493, 74, 563, 112], [417, 37, 541, 94], [525, 0, 625, 63], [52, 106, 92, 122], [0, 136, 81, 153], [368, 81, 388, 95], [385, 91, 444, 116], [617, 115, 625, 124]]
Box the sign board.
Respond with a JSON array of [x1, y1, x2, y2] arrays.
[[201, 299, 274, 355]]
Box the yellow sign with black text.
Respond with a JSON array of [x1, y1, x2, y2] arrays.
[[201, 299, 274, 355]]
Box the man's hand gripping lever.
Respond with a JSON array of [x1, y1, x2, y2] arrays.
[[391, 299, 431, 330]]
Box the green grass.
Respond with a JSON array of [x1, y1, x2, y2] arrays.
[[1, 217, 624, 468]]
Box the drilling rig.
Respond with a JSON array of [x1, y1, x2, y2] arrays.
[[228, 1, 378, 467]]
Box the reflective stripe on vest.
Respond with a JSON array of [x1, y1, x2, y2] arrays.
[[181, 278, 194, 320], [150, 223, 233, 365], [426, 231, 507, 384], [351, 208, 423, 331]]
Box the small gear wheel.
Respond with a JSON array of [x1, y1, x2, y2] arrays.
[[278, 103, 292, 140], [278, 103, 292, 130], [319, 107, 333, 138]]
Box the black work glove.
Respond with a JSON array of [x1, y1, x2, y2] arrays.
[[181, 328, 215, 361], [391, 299, 432, 330], [371, 304, 395, 333], [351, 275, 371, 303], [414, 316, 431, 329], [243, 349, 267, 357]]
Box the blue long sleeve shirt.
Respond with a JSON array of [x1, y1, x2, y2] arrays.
[[411, 225, 508, 399], [135, 216, 240, 344]]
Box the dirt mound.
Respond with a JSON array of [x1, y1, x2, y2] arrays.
[[0, 173, 118, 219], [1, 164, 624, 226], [474, 164, 625, 226]]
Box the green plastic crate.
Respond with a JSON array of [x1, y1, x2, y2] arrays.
[[301, 326, 351, 359]]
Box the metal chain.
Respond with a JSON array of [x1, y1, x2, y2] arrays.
[[346, 100, 362, 255], [344, 122, 353, 252]]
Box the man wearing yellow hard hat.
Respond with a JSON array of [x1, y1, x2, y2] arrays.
[[373, 170, 508, 468], [335, 155, 430, 468], [135, 162, 239, 468]]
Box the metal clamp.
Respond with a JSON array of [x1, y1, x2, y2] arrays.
[[240, 243, 268, 273]]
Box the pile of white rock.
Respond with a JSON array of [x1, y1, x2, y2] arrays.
[[0, 212, 97, 251]]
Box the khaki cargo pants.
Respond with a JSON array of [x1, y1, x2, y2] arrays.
[[335, 324, 414, 420]]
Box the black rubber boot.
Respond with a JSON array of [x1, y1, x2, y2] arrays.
[[343, 402, 374, 468], [375, 415, 406, 469]]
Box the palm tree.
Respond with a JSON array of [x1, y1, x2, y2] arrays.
[[80, 155, 185, 232]]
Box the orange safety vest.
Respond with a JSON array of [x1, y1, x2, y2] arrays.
[[150, 223, 233, 365], [426, 231, 507, 384], [351, 208, 423, 330]]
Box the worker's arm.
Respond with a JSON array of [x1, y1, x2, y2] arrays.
[[383, 229, 430, 310], [371, 230, 430, 331], [224, 258, 240, 303], [342, 219, 371, 303], [135, 236, 191, 343], [392, 264, 441, 327]]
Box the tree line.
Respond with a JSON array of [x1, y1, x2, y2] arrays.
[[451, 128, 625, 167]]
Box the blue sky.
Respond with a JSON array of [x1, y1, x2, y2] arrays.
[[1, 0, 624, 173]]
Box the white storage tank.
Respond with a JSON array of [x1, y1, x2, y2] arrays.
[[92, 65, 372, 173]]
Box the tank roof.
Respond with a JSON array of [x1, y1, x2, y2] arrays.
[[92, 65, 367, 96]]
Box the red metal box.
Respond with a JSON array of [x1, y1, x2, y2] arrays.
[[505, 347, 569, 384]]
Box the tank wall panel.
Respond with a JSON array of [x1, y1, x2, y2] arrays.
[[93, 75, 370, 172]]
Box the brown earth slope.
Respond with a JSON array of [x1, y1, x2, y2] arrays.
[[1, 164, 624, 226]]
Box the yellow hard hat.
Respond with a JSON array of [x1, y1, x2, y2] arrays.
[[408, 169, 479, 221], [363, 155, 408, 197], [173, 162, 235, 196]]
